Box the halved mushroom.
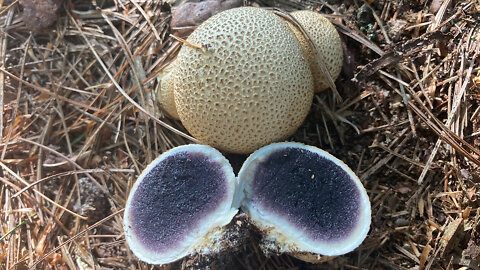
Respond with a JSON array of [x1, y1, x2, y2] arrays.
[[238, 142, 371, 256], [123, 145, 239, 265]]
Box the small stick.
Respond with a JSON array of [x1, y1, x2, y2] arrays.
[[170, 34, 204, 49]]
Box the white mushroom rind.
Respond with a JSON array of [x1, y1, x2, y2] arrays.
[[238, 142, 371, 256], [123, 144, 239, 265]]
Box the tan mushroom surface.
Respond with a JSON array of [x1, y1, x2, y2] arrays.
[[288, 10, 343, 93], [173, 7, 314, 154], [157, 61, 180, 120]]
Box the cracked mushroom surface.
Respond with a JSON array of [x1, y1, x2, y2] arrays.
[[123, 145, 239, 265], [238, 142, 371, 256], [173, 7, 314, 154]]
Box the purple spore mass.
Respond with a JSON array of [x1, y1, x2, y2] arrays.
[[251, 147, 361, 242], [128, 151, 228, 253]]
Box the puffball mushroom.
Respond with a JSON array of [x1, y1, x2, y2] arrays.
[[123, 145, 239, 265], [157, 61, 180, 120], [287, 11, 343, 93], [174, 7, 314, 154], [238, 142, 371, 256]]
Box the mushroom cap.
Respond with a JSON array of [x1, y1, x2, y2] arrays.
[[174, 7, 314, 154], [238, 142, 371, 256], [124, 145, 239, 265], [288, 11, 343, 93], [157, 61, 180, 120]]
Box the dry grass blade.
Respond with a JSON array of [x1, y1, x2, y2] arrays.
[[28, 209, 125, 269], [67, 10, 199, 143], [19, 137, 109, 194], [170, 34, 204, 49], [0, 69, 103, 112], [417, 44, 480, 184], [354, 31, 450, 81], [0, 64, 3, 139], [0, 160, 87, 219], [12, 168, 133, 198]]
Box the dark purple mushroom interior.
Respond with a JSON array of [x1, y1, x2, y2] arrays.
[[127, 151, 229, 253], [249, 147, 361, 242]]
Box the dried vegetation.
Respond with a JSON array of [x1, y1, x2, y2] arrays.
[[0, 0, 479, 269]]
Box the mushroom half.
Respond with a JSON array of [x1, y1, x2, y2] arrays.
[[124, 145, 239, 265], [238, 142, 371, 256]]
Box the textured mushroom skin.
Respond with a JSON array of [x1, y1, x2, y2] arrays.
[[250, 147, 360, 242], [127, 151, 229, 253], [157, 62, 180, 120], [288, 11, 344, 93], [174, 7, 314, 154]]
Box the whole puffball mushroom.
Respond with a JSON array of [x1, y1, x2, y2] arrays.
[[156, 61, 180, 120], [173, 7, 314, 154], [287, 10, 344, 93], [238, 142, 371, 257], [123, 145, 240, 265]]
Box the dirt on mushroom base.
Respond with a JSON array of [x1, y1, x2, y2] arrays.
[[1, 0, 480, 269]]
